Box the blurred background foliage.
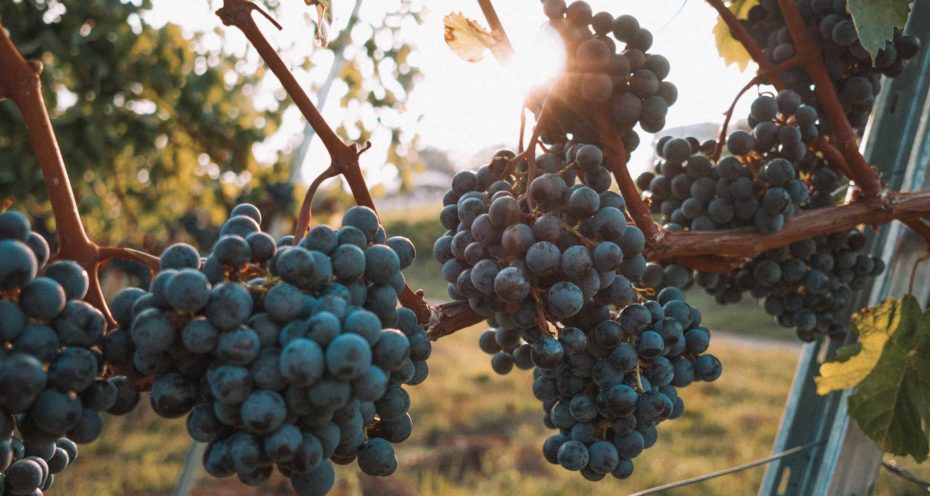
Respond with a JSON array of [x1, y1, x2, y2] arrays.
[[0, 0, 423, 251]]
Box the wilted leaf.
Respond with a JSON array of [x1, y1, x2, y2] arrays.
[[712, 0, 760, 70], [306, 0, 332, 47], [847, 0, 913, 58], [443, 12, 499, 63], [816, 296, 905, 394]]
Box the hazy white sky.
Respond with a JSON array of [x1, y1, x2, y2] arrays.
[[148, 0, 759, 184]]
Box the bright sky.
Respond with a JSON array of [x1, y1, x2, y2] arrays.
[[147, 0, 759, 185]]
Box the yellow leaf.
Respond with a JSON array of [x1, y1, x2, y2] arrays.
[[443, 12, 500, 63], [712, 0, 761, 70], [815, 297, 905, 395]]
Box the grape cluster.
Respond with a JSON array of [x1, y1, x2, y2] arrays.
[[529, 0, 677, 153], [743, 0, 922, 130], [697, 228, 884, 341], [435, 140, 722, 481], [0, 211, 139, 495], [480, 288, 720, 480], [436, 145, 648, 331], [105, 204, 429, 495]]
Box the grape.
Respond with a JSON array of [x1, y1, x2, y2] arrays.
[[131, 308, 176, 353], [165, 268, 211, 312], [357, 438, 397, 476], [205, 283, 253, 330], [44, 261, 89, 301], [48, 347, 97, 393], [750, 95, 778, 121], [18, 277, 65, 322], [216, 327, 261, 365], [160, 243, 201, 271], [280, 339, 325, 386], [494, 267, 531, 303], [726, 131, 756, 155], [246, 232, 277, 263], [221, 215, 261, 240], [5, 459, 43, 495], [150, 373, 198, 419], [53, 301, 105, 347], [557, 440, 590, 471], [491, 352, 514, 375], [213, 235, 251, 269]]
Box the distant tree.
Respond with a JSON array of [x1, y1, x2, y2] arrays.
[[416, 146, 457, 177]]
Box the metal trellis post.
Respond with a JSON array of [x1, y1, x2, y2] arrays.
[[760, 2, 930, 494]]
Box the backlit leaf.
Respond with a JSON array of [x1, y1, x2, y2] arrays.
[[816, 296, 904, 394], [443, 12, 499, 63], [712, 0, 760, 70]]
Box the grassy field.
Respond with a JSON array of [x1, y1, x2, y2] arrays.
[[51, 209, 930, 495]]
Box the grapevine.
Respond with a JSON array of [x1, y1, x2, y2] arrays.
[[0, 0, 928, 494]]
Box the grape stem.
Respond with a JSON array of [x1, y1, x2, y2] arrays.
[[704, 0, 786, 88], [775, 0, 882, 197], [712, 56, 802, 161], [713, 75, 764, 161], [653, 190, 930, 272], [0, 22, 168, 326], [428, 301, 486, 340], [216, 0, 432, 323], [295, 166, 338, 240], [593, 108, 660, 247], [476, 0, 514, 62], [908, 252, 930, 296], [519, 94, 556, 210]]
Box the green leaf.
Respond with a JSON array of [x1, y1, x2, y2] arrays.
[[847, 0, 913, 58], [847, 295, 930, 461], [816, 296, 904, 394], [712, 0, 760, 70]]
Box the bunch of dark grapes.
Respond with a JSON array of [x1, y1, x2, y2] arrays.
[[639, 90, 826, 233], [529, 0, 677, 153], [743, 0, 921, 130], [0, 210, 140, 495], [480, 288, 720, 480], [435, 141, 722, 481], [104, 204, 429, 495], [696, 228, 884, 341], [436, 145, 646, 332]]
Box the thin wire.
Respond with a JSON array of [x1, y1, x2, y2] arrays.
[[882, 460, 930, 492], [659, 0, 689, 30], [628, 439, 826, 496]]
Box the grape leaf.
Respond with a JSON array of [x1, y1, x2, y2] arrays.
[[712, 0, 760, 70], [847, 0, 913, 58], [816, 296, 904, 394], [847, 295, 930, 461], [443, 12, 500, 63]]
